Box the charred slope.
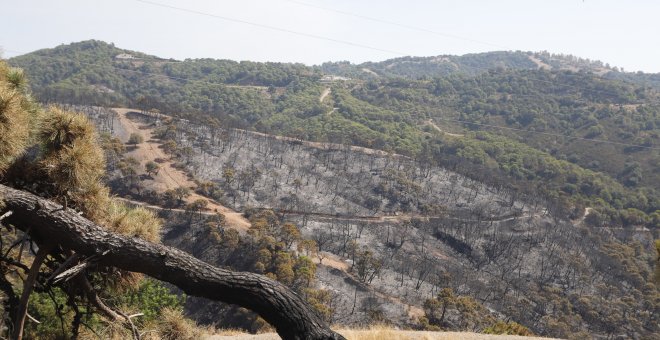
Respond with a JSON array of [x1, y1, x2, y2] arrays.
[[133, 113, 658, 339]]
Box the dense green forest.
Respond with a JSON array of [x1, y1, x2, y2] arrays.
[[318, 51, 539, 78], [9, 40, 659, 231]]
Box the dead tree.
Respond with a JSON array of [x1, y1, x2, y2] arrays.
[[0, 184, 344, 340]]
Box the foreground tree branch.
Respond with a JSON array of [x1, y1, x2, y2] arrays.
[[0, 184, 344, 340], [13, 244, 52, 340], [77, 276, 140, 340]]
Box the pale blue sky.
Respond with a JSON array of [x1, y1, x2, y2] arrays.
[[2, 0, 659, 72]]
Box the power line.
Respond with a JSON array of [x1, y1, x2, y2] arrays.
[[134, 0, 408, 57], [6, 0, 649, 104], [132, 0, 659, 105], [1, 1, 650, 106], [282, 0, 509, 50], [3, 50, 658, 151], [281, 0, 659, 102]]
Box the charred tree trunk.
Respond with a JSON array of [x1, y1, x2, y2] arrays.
[[0, 184, 344, 340]]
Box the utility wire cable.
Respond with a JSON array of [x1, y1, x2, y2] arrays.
[[282, 0, 657, 102], [132, 0, 660, 105], [282, 0, 644, 98], [4, 1, 652, 103], [282, 0, 509, 50], [1, 0, 650, 103], [134, 0, 408, 57]]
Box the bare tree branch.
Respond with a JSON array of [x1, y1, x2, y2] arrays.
[[13, 244, 52, 340], [77, 276, 139, 340], [0, 184, 344, 340]]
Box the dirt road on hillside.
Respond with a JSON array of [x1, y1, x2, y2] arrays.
[[113, 108, 251, 232], [426, 119, 464, 137], [319, 87, 331, 103]]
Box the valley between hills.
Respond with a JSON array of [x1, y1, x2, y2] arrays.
[[2, 40, 658, 339], [75, 102, 655, 338]]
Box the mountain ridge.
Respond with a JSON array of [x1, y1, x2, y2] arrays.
[[7, 40, 659, 232], [9, 39, 657, 338], [12, 40, 654, 80]]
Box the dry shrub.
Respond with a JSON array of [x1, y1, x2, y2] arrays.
[[337, 325, 418, 340], [38, 108, 163, 240], [97, 200, 163, 291], [42, 139, 109, 218], [42, 140, 105, 191], [155, 307, 203, 340], [78, 307, 208, 340], [0, 63, 30, 173], [36, 106, 162, 293], [104, 200, 162, 243], [101, 268, 145, 293], [40, 107, 96, 153], [38, 107, 112, 222], [0, 61, 24, 89], [72, 181, 112, 222], [78, 319, 134, 340], [39, 109, 104, 189], [77, 303, 141, 340]]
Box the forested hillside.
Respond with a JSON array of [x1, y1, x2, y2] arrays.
[[78, 105, 658, 338], [5, 40, 659, 339], [10, 40, 659, 232]]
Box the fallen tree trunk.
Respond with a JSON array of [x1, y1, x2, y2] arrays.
[[0, 184, 344, 340]]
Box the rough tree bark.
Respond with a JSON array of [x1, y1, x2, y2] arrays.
[[0, 184, 344, 340]]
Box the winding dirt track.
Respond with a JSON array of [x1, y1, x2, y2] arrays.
[[319, 87, 331, 103], [425, 119, 464, 137], [251, 207, 541, 224], [112, 108, 552, 232], [527, 55, 552, 70], [113, 108, 251, 232], [113, 108, 545, 231]]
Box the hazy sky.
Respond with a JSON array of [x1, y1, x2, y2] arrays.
[[2, 0, 659, 72]]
